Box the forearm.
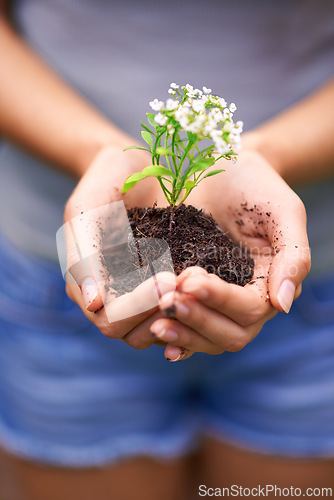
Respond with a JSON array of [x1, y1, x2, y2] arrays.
[[243, 78, 334, 187], [0, 17, 133, 177]]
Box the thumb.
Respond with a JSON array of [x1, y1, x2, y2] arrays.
[[268, 238, 311, 314], [57, 211, 107, 312], [58, 200, 131, 312]]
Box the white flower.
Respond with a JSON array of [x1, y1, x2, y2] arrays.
[[229, 131, 241, 144], [215, 140, 230, 155], [210, 108, 223, 123], [149, 99, 164, 111], [185, 84, 194, 93], [186, 121, 201, 133], [202, 115, 216, 135], [193, 88, 203, 97], [166, 98, 179, 110], [223, 121, 234, 132], [168, 89, 176, 95], [219, 97, 227, 108], [203, 86, 212, 95], [229, 102, 237, 113], [170, 82, 179, 89], [167, 124, 175, 135], [210, 129, 223, 141], [223, 108, 232, 119], [235, 120, 244, 131], [154, 113, 168, 126], [192, 99, 206, 113], [175, 105, 191, 121]]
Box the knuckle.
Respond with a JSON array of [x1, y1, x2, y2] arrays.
[[227, 333, 250, 352], [99, 321, 123, 339], [210, 346, 225, 355], [127, 336, 152, 350], [239, 306, 264, 327]]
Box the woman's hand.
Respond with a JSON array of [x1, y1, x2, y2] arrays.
[[149, 150, 311, 361], [64, 144, 176, 348]]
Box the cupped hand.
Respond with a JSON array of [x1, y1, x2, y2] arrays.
[[149, 150, 311, 361], [63, 144, 174, 348]]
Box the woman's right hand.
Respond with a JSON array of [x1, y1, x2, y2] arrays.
[[63, 144, 176, 349]]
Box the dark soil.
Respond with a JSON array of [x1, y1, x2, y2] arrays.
[[131, 204, 253, 281], [101, 204, 254, 296]]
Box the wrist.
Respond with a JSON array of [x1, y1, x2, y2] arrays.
[[241, 130, 287, 178], [73, 124, 140, 178]]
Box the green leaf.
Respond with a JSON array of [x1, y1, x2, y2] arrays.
[[141, 122, 155, 136], [187, 131, 197, 143], [141, 131, 153, 149], [146, 113, 157, 129], [183, 180, 197, 190], [156, 147, 176, 157], [187, 156, 216, 176], [122, 165, 172, 193], [123, 145, 151, 152], [203, 169, 225, 178]]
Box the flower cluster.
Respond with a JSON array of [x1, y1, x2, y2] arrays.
[[123, 83, 243, 207], [149, 83, 243, 155]]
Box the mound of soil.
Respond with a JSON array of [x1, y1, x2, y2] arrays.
[[127, 204, 254, 286]]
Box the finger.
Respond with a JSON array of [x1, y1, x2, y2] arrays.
[[157, 291, 263, 352], [267, 200, 311, 313], [68, 271, 176, 339], [103, 271, 176, 323], [59, 201, 131, 311], [163, 345, 194, 362], [123, 313, 195, 360], [122, 311, 165, 350], [178, 274, 273, 327], [66, 282, 158, 338], [176, 265, 208, 284], [150, 317, 224, 354]]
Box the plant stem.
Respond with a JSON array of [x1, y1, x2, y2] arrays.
[[169, 204, 174, 232], [172, 140, 194, 204]]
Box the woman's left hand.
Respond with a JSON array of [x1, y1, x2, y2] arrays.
[[148, 150, 311, 361]]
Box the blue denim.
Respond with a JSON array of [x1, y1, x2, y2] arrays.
[[0, 233, 334, 467]]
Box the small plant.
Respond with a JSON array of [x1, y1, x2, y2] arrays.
[[122, 83, 243, 207]]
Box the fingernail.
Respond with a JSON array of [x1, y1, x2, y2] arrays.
[[159, 292, 189, 318], [181, 280, 209, 299], [156, 275, 177, 296], [181, 267, 208, 277], [150, 323, 178, 342], [159, 291, 174, 310], [167, 347, 186, 362], [160, 292, 176, 318], [175, 301, 189, 317], [160, 329, 179, 342], [82, 277, 98, 309], [277, 279, 295, 313]]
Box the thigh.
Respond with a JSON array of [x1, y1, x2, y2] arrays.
[[0, 447, 189, 500], [202, 273, 334, 460], [0, 233, 200, 472], [200, 438, 334, 496]]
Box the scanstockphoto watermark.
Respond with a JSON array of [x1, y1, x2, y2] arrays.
[[198, 484, 333, 497], [183, 242, 311, 279]]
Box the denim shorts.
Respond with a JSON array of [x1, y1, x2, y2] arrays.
[[0, 232, 334, 467]]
